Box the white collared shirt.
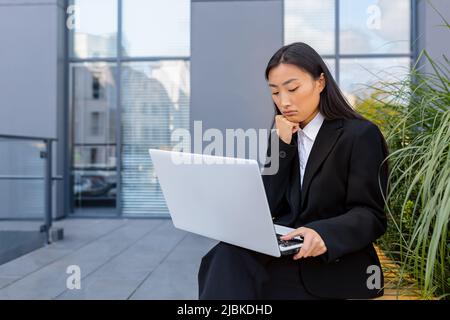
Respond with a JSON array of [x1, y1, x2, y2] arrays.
[[297, 112, 325, 187]]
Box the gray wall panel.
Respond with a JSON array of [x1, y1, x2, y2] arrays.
[[417, 0, 450, 71], [0, 1, 65, 219], [190, 0, 283, 157], [0, 2, 63, 138]]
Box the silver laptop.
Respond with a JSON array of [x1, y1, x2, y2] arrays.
[[148, 149, 303, 257]]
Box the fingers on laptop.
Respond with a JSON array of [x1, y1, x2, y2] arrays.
[[280, 227, 305, 240], [286, 227, 327, 260]]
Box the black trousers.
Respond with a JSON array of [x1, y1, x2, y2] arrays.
[[198, 242, 326, 300]]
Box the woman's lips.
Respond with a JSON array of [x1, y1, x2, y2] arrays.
[[283, 111, 297, 116]]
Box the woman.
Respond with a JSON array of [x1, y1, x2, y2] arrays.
[[198, 42, 389, 300]]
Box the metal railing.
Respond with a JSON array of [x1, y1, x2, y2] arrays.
[[0, 134, 62, 244]]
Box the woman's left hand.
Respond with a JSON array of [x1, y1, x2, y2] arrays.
[[281, 227, 327, 260]]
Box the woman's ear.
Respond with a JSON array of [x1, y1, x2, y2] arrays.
[[318, 72, 326, 93]]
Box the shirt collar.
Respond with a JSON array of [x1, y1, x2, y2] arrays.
[[298, 111, 325, 141]]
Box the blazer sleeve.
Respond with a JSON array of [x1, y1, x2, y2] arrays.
[[261, 132, 297, 217], [304, 122, 388, 263]]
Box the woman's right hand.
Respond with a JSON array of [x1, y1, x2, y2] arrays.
[[275, 115, 300, 144]]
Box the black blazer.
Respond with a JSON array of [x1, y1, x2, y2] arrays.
[[262, 118, 388, 299]]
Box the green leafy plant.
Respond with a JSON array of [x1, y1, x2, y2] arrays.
[[356, 22, 449, 299]]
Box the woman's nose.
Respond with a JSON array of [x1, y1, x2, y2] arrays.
[[280, 93, 291, 108]]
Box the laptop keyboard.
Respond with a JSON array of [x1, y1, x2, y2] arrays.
[[276, 234, 303, 247]]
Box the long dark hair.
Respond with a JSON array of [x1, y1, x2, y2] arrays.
[[265, 42, 364, 121]]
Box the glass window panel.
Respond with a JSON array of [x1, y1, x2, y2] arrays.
[[0, 140, 45, 219], [339, 57, 410, 104], [0, 180, 45, 219], [70, 62, 117, 214], [121, 60, 190, 216], [69, 0, 117, 58], [122, 0, 190, 57], [340, 0, 410, 54], [284, 0, 335, 55], [324, 58, 336, 79]]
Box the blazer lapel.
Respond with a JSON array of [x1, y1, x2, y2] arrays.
[[300, 118, 343, 206]]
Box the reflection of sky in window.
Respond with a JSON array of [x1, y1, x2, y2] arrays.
[[72, 0, 190, 58], [339, 58, 410, 98], [285, 0, 410, 55], [122, 0, 190, 57], [71, 0, 117, 57], [284, 0, 334, 55], [72, 0, 116, 36], [340, 0, 410, 54]]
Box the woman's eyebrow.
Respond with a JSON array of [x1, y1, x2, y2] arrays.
[[268, 78, 298, 87]]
